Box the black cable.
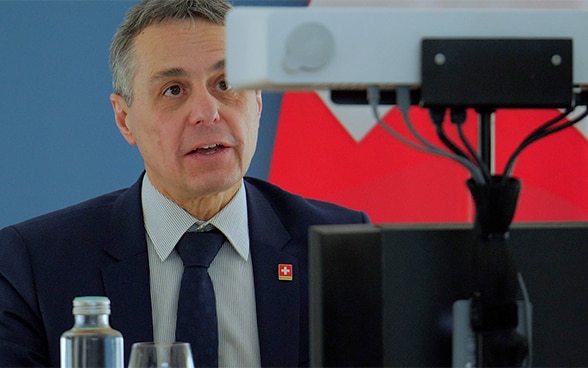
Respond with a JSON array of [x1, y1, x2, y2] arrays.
[[451, 108, 492, 182], [517, 108, 573, 146], [429, 107, 471, 160], [502, 108, 577, 182], [373, 86, 486, 184]]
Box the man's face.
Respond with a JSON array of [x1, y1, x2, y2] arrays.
[[111, 20, 262, 214]]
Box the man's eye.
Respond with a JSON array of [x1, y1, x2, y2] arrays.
[[217, 80, 231, 91], [164, 85, 183, 96]]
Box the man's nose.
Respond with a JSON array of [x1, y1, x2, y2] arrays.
[[187, 88, 221, 125]]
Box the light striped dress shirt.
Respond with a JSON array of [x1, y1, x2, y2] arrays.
[[141, 175, 261, 367]]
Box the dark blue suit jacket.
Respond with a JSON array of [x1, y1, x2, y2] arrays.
[[0, 175, 369, 367]]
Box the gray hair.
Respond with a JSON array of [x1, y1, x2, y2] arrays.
[[110, 0, 232, 105]]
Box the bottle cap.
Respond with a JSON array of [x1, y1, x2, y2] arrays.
[[72, 296, 111, 315]]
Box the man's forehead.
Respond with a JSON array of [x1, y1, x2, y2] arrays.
[[132, 22, 226, 85]]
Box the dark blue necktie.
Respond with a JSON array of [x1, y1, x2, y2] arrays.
[[175, 228, 225, 368]]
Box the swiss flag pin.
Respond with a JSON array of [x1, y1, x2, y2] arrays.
[[278, 264, 293, 281]]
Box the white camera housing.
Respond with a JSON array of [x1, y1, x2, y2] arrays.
[[225, 7, 588, 90]]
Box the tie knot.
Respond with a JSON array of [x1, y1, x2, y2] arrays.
[[176, 229, 225, 268]]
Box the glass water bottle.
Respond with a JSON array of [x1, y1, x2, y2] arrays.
[[60, 296, 124, 368]]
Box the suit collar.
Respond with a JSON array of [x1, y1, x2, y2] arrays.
[[104, 175, 146, 260]]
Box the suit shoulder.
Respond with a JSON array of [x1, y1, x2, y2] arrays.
[[244, 177, 369, 224], [3, 188, 127, 234]]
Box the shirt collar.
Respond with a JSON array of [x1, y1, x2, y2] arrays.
[[142, 175, 250, 262]]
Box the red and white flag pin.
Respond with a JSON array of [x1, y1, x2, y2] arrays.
[[278, 264, 293, 281]]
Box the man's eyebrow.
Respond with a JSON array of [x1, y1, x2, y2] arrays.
[[150, 68, 188, 84], [211, 59, 225, 72], [149, 61, 225, 84]]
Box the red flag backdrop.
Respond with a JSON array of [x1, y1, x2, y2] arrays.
[[268, 93, 588, 224], [267, 0, 588, 224]]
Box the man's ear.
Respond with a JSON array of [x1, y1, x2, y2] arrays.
[[256, 90, 263, 118], [110, 93, 136, 146]]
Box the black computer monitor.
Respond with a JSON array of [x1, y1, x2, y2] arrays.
[[309, 222, 588, 367]]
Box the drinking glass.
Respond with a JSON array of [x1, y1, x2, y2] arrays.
[[128, 342, 195, 368]]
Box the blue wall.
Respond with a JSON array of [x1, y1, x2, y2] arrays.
[[0, 0, 305, 228]]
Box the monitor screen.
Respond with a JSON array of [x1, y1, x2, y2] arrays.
[[309, 222, 588, 367]]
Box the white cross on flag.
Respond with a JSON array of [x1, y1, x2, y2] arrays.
[[279, 264, 293, 281]]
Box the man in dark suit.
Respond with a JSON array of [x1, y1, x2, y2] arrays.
[[0, 0, 369, 367]]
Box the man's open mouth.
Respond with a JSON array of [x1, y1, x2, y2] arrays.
[[190, 143, 224, 155]]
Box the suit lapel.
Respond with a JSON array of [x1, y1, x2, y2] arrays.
[[245, 181, 302, 367], [102, 176, 153, 360]]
